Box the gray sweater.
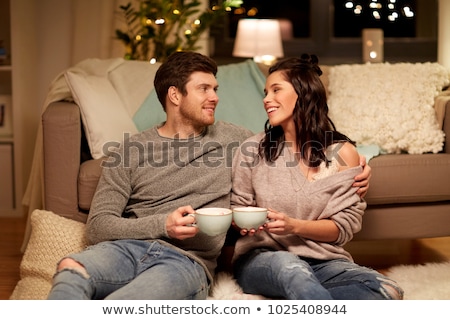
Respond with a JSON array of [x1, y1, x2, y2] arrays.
[[231, 133, 367, 263], [86, 121, 253, 282]]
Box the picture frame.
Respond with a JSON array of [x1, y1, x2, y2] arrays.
[[0, 94, 12, 136]]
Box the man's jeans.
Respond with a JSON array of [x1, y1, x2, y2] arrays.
[[234, 249, 403, 300], [47, 239, 209, 300]]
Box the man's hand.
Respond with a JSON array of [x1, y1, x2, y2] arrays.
[[354, 155, 372, 198], [166, 206, 199, 240]]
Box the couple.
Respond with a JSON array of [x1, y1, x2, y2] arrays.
[[47, 51, 403, 300]]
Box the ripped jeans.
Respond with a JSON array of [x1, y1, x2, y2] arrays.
[[47, 240, 209, 300], [234, 249, 403, 300]]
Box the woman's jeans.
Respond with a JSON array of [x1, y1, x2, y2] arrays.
[[234, 249, 403, 300], [47, 239, 209, 300]]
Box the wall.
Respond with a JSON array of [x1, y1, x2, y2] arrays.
[[11, 0, 125, 206], [438, 0, 450, 68]]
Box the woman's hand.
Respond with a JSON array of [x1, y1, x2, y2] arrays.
[[232, 220, 264, 237], [234, 208, 297, 236], [264, 208, 297, 235], [264, 208, 340, 242]]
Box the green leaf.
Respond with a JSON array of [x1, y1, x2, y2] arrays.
[[114, 0, 242, 61]]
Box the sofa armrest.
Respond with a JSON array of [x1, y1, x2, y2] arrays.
[[42, 101, 88, 222]]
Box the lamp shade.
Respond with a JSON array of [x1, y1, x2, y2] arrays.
[[232, 19, 284, 64]]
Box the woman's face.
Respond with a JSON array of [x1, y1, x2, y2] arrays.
[[263, 70, 298, 129]]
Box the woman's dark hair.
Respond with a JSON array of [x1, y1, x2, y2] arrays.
[[154, 51, 218, 111], [259, 53, 354, 167]]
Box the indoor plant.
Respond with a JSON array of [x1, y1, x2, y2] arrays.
[[116, 0, 243, 62]]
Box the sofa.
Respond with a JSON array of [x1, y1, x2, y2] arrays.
[[42, 58, 450, 240], [10, 57, 450, 299]]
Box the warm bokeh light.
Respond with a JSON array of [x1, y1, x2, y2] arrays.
[[344, 0, 415, 20]]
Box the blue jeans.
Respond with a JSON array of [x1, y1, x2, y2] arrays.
[[47, 240, 209, 300], [234, 249, 403, 300]]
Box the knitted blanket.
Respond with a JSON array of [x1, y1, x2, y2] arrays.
[[328, 62, 450, 154]]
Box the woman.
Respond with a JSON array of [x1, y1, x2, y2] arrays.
[[230, 54, 403, 300]]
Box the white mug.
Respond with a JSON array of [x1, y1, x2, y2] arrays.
[[189, 207, 233, 236], [232, 207, 268, 230]]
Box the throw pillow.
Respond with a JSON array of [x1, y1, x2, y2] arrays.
[[65, 71, 138, 159], [132, 59, 268, 134], [214, 59, 267, 134], [328, 62, 449, 154], [10, 210, 87, 300]]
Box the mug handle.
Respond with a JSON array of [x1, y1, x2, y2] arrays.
[[186, 213, 197, 227]]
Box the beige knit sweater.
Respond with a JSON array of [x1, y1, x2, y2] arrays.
[[231, 133, 367, 263], [86, 121, 253, 282]]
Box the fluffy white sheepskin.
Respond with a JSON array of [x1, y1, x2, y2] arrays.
[[328, 62, 450, 154]]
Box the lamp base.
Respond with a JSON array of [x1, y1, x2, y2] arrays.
[[362, 28, 384, 63]]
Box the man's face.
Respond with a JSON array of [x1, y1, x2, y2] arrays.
[[178, 71, 219, 127]]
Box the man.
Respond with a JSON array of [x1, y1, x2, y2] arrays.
[[47, 51, 370, 300]]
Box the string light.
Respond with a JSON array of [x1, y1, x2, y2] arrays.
[[403, 6, 414, 17], [344, 0, 415, 20]]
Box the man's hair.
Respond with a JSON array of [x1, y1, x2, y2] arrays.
[[154, 51, 218, 111]]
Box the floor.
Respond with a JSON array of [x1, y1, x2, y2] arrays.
[[0, 216, 27, 300], [1, 215, 450, 299]]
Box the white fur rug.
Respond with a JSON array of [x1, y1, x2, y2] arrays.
[[209, 262, 450, 300], [385, 261, 450, 300], [208, 272, 267, 300]]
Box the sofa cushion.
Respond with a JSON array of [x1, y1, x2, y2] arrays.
[[77, 153, 450, 210], [132, 59, 269, 134], [365, 154, 450, 205], [65, 71, 139, 159], [78, 158, 104, 211]]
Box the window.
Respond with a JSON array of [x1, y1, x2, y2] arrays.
[[225, 0, 310, 38], [334, 0, 417, 37]]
